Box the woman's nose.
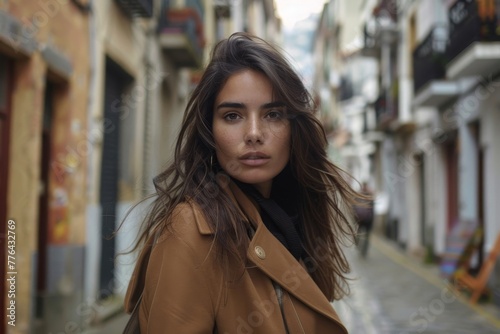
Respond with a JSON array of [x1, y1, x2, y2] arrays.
[[244, 116, 264, 144]]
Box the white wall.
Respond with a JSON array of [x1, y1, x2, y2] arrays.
[[398, 3, 412, 125], [405, 149, 422, 251], [416, 0, 447, 41], [413, 107, 448, 254], [382, 137, 407, 242], [458, 123, 479, 221], [427, 142, 448, 255], [232, 0, 244, 32], [114, 201, 150, 297], [338, 0, 364, 53], [480, 92, 500, 252], [84, 204, 101, 302]]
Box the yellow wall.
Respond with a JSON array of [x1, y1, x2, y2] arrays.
[[3, 1, 90, 332]]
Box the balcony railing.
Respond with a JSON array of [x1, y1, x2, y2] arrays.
[[446, 0, 500, 64], [413, 25, 448, 93], [158, 0, 205, 68], [116, 0, 153, 18]]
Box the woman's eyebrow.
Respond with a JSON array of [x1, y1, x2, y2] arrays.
[[261, 101, 285, 109], [216, 102, 245, 110], [215, 101, 285, 110]]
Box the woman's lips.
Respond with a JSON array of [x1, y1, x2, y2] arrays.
[[239, 152, 270, 166]]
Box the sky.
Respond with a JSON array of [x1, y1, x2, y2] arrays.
[[274, 0, 327, 29], [274, 0, 327, 88]]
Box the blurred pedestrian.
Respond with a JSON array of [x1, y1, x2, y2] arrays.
[[353, 182, 374, 258], [123, 32, 360, 333]]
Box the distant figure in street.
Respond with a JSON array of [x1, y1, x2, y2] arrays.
[[354, 182, 375, 258], [123, 32, 362, 333]]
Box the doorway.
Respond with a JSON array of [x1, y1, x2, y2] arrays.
[[470, 121, 484, 269], [445, 132, 459, 232], [99, 58, 132, 299], [417, 152, 428, 247], [35, 82, 55, 320]]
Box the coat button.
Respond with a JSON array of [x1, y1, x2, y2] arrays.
[[254, 246, 266, 259]]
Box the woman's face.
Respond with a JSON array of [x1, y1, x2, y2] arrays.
[[213, 69, 291, 197]]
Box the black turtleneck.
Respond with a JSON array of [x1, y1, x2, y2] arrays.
[[234, 165, 306, 260]]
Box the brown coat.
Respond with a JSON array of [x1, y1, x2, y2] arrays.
[[125, 181, 348, 333]]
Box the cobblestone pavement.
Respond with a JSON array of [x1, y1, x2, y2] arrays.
[[335, 235, 500, 334]]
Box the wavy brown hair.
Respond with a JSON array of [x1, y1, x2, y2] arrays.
[[128, 32, 360, 301]]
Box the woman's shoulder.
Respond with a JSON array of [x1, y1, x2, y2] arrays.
[[155, 199, 215, 245]]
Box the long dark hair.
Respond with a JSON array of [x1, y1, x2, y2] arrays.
[[128, 32, 358, 301]]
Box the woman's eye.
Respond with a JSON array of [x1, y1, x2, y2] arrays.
[[266, 110, 283, 120], [224, 112, 240, 121]]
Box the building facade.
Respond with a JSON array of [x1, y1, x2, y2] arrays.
[[314, 0, 500, 301], [84, 0, 208, 329], [1, 0, 283, 332], [0, 0, 91, 333], [312, 0, 381, 199], [408, 0, 500, 283], [212, 0, 280, 44]]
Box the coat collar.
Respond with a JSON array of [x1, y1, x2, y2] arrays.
[[226, 181, 347, 332], [126, 177, 347, 332]]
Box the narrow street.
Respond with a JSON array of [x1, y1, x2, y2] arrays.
[[336, 236, 500, 334]]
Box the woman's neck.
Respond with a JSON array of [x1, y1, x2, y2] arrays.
[[253, 182, 272, 198]]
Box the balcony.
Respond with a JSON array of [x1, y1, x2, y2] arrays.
[[158, 0, 205, 68], [116, 0, 153, 18], [446, 0, 500, 79], [413, 25, 447, 93], [412, 25, 460, 107]]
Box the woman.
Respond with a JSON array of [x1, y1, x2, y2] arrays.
[[354, 182, 374, 258], [124, 32, 358, 333]]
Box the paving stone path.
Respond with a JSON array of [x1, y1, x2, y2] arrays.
[[335, 236, 500, 334]]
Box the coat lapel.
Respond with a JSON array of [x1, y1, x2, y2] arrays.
[[227, 182, 347, 331]]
